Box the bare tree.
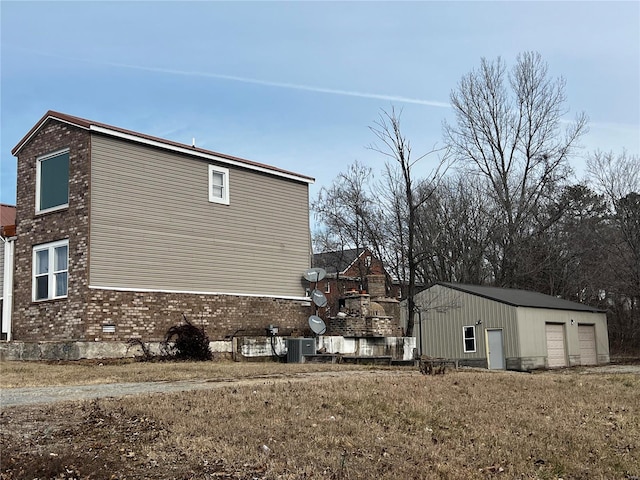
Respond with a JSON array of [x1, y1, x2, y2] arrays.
[[585, 150, 640, 352], [444, 52, 588, 287], [415, 174, 495, 285], [312, 160, 378, 256], [586, 150, 639, 207], [368, 107, 451, 336]]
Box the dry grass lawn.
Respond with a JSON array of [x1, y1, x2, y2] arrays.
[[1, 366, 639, 479]]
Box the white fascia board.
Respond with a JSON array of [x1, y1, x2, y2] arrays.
[[89, 125, 314, 185], [89, 285, 310, 302]]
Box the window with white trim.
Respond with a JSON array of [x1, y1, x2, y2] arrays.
[[208, 165, 229, 205], [324, 281, 331, 294], [463, 326, 476, 353], [33, 240, 69, 301], [36, 149, 69, 213]]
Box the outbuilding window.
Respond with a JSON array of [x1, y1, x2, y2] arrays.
[[33, 239, 69, 301], [208, 165, 229, 205], [36, 149, 69, 213], [463, 326, 476, 353]]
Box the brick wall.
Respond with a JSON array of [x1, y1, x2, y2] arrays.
[[86, 289, 311, 341], [13, 120, 91, 341]]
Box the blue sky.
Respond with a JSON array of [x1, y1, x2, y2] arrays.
[[1, 1, 639, 207]]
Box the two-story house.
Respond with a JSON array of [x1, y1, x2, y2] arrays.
[[9, 111, 315, 345]]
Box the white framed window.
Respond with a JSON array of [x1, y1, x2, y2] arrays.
[[33, 239, 69, 301], [208, 165, 229, 205], [463, 326, 476, 353], [324, 281, 331, 294], [36, 149, 70, 213]]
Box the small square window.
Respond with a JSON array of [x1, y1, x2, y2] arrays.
[[33, 239, 69, 301], [36, 149, 69, 213], [463, 326, 476, 353], [208, 165, 229, 205]]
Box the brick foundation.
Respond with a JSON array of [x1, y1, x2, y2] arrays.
[[86, 289, 311, 341]]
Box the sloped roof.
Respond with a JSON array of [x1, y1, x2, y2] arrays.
[[313, 248, 365, 275], [437, 282, 606, 313], [12, 111, 314, 185]]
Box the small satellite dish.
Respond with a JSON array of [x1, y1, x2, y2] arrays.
[[308, 315, 327, 335], [311, 289, 328, 307], [303, 267, 327, 283]]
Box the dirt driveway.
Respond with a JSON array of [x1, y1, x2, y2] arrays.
[[0, 369, 415, 408], [2, 364, 637, 409]]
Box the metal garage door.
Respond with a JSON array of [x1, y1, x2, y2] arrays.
[[578, 324, 597, 365], [545, 323, 567, 368]]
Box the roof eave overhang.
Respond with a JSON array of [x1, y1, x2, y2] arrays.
[[89, 125, 315, 184], [11, 113, 315, 185]]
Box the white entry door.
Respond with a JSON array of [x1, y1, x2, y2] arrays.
[[545, 323, 567, 368], [487, 329, 505, 370]]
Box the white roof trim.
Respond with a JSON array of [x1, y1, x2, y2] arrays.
[[89, 284, 311, 302], [90, 125, 314, 184]]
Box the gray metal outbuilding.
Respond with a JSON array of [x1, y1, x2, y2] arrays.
[[411, 282, 609, 371]]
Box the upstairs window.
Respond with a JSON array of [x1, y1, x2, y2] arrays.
[[33, 239, 69, 301], [463, 326, 476, 353], [208, 165, 229, 205], [36, 149, 69, 213]]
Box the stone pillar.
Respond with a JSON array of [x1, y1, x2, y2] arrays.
[[367, 275, 386, 298]]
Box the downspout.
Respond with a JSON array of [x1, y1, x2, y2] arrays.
[[2, 236, 15, 341]]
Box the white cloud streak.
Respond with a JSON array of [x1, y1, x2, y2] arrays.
[[9, 46, 451, 108], [102, 61, 453, 108]]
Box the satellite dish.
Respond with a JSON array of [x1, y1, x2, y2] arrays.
[[303, 267, 327, 283], [311, 289, 328, 307], [308, 315, 327, 335]]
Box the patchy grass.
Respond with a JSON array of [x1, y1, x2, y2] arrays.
[[1, 369, 638, 479], [0, 359, 374, 388]]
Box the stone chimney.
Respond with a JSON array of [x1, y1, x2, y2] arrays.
[[367, 274, 386, 298]]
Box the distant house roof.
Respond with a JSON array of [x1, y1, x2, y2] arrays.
[[1, 204, 16, 227], [12, 110, 315, 185], [437, 282, 606, 313], [313, 248, 367, 275]]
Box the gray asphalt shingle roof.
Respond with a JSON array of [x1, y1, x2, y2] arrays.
[[438, 282, 606, 313], [313, 249, 363, 275]]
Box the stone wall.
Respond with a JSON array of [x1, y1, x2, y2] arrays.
[[325, 315, 403, 337], [13, 120, 91, 341]]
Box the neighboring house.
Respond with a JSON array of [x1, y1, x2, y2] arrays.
[[1, 204, 17, 340], [9, 111, 315, 344], [312, 248, 400, 315], [410, 282, 609, 371]]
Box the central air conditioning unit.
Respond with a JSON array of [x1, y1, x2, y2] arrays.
[[286, 338, 315, 363]]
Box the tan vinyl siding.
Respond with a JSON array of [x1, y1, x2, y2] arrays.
[[89, 135, 311, 297], [415, 284, 519, 360]]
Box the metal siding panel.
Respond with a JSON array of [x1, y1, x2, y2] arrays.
[[89, 135, 311, 296], [417, 284, 518, 360], [0, 241, 4, 295]]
